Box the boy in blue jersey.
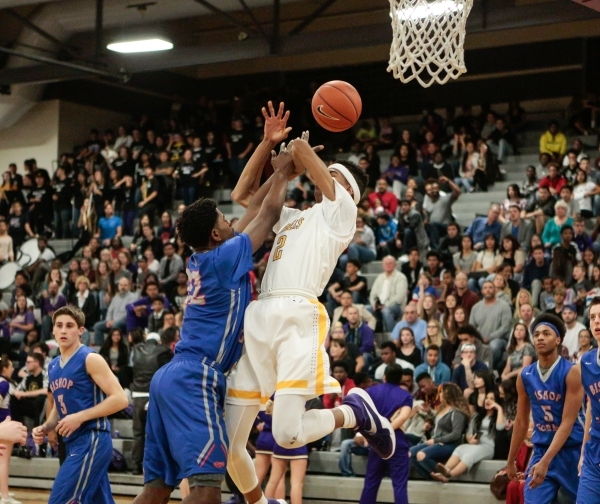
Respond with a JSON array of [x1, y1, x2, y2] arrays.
[[133, 103, 296, 504], [32, 306, 129, 504], [507, 313, 584, 504], [577, 296, 600, 503]]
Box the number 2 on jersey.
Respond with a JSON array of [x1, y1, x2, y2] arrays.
[[57, 394, 68, 415], [273, 235, 287, 261]]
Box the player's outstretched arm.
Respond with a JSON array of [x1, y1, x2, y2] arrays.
[[243, 150, 294, 252], [506, 372, 531, 481], [54, 353, 128, 438], [231, 101, 291, 208], [528, 365, 583, 489], [291, 137, 336, 202]]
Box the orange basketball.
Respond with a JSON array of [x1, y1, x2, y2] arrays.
[[312, 80, 362, 132]]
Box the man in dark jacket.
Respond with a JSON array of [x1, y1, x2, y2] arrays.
[[343, 307, 376, 372], [130, 326, 179, 474]]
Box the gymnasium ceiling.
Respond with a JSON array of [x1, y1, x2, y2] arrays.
[[0, 0, 598, 110]]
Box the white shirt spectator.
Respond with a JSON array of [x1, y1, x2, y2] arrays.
[[374, 358, 414, 380]]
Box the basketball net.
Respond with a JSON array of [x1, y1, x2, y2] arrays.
[[387, 0, 473, 88]]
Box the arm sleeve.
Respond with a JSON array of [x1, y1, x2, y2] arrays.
[[359, 326, 375, 354], [439, 364, 451, 384], [215, 233, 254, 285], [321, 179, 358, 239]]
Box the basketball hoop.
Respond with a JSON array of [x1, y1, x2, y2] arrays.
[[387, 0, 473, 88]]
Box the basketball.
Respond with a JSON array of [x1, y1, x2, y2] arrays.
[[311, 80, 362, 132]]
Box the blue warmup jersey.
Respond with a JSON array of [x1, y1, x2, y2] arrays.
[[143, 232, 255, 487], [47, 345, 114, 504], [521, 357, 584, 504], [521, 357, 584, 447], [577, 349, 600, 504], [48, 345, 109, 443], [176, 232, 253, 372]]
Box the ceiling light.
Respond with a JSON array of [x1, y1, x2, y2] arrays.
[[107, 38, 173, 54]]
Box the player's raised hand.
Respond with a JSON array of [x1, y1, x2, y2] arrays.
[[527, 459, 549, 489], [0, 416, 28, 446], [271, 148, 295, 179], [56, 413, 83, 438], [263, 101, 292, 145]]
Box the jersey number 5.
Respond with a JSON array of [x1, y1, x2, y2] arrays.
[[541, 405, 553, 422], [273, 235, 287, 261], [57, 394, 68, 415]]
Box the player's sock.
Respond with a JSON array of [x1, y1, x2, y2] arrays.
[[254, 496, 268, 504], [337, 404, 357, 428]]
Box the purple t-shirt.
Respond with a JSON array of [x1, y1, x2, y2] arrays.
[[367, 383, 413, 448]]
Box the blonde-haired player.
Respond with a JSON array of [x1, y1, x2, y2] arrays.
[[225, 107, 395, 504]]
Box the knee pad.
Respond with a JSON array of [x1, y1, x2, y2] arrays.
[[272, 421, 298, 449]]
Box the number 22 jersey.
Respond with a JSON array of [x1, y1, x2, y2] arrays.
[[521, 356, 584, 447]]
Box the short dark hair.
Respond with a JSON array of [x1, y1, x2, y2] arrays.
[[347, 259, 362, 269], [353, 372, 370, 387], [151, 296, 164, 304], [532, 245, 544, 253], [561, 224, 573, 235], [427, 344, 440, 355], [401, 368, 414, 378], [532, 313, 566, 340], [332, 360, 350, 374], [384, 363, 403, 385], [161, 326, 179, 346], [381, 341, 397, 354], [176, 198, 219, 249], [426, 251, 439, 260], [588, 296, 600, 317], [31, 342, 49, 356], [334, 159, 368, 199], [129, 328, 146, 345], [457, 324, 482, 341], [27, 352, 45, 368], [415, 372, 433, 383]]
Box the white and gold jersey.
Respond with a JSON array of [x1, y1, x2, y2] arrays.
[[260, 179, 357, 297]]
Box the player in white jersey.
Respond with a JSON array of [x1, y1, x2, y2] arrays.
[[225, 112, 396, 504]]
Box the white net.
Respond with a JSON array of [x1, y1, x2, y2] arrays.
[[387, 0, 473, 88]]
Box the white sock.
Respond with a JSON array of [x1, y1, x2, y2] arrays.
[[253, 496, 268, 504], [337, 404, 357, 429]]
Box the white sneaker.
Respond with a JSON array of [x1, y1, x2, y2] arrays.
[[1, 496, 22, 504]]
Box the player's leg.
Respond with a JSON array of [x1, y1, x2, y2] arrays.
[[388, 450, 410, 504], [552, 445, 581, 503], [523, 448, 560, 504], [358, 450, 386, 504], [264, 458, 287, 500], [577, 439, 600, 504], [288, 458, 308, 504], [49, 431, 115, 504], [225, 403, 263, 503], [255, 453, 272, 487]]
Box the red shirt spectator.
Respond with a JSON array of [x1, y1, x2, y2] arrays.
[[323, 361, 356, 408], [539, 163, 566, 196], [368, 179, 398, 216]]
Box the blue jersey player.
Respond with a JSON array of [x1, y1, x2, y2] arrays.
[[507, 313, 584, 504], [577, 296, 600, 503], [32, 306, 129, 504], [132, 114, 295, 504]]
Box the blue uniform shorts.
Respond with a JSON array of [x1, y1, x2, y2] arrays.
[[577, 438, 600, 504], [143, 355, 228, 488], [524, 444, 580, 504], [49, 430, 113, 504]]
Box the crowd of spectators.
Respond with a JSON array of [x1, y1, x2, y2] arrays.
[[0, 93, 598, 499]]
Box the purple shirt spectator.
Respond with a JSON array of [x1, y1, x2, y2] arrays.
[[42, 293, 68, 317]]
